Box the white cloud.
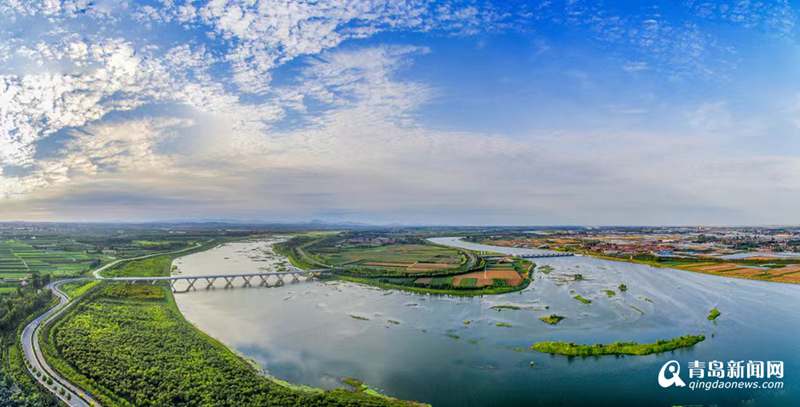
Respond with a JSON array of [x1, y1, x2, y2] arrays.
[[1, 1, 799, 224], [688, 101, 732, 132]]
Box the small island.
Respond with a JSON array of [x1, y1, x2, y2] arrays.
[[530, 334, 705, 356], [707, 307, 721, 321], [573, 294, 592, 304], [539, 314, 566, 325]]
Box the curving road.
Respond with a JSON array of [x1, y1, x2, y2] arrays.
[[21, 279, 99, 407], [22, 242, 207, 406]]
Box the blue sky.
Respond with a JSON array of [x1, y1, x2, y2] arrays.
[[1, 0, 799, 225]]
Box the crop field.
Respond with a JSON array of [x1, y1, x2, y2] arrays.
[[414, 258, 531, 289], [0, 239, 102, 278], [43, 283, 415, 406], [681, 262, 800, 283], [310, 243, 466, 275], [451, 269, 523, 288]]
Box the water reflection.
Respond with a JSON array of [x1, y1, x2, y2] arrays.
[[174, 237, 800, 406]]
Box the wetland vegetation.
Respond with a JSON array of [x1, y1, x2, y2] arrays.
[[573, 294, 592, 304], [531, 335, 706, 357], [539, 314, 565, 325]]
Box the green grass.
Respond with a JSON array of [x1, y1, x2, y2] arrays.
[[102, 255, 174, 278], [603, 289, 616, 298], [532, 335, 705, 357], [41, 282, 419, 407], [459, 278, 477, 288], [618, 283, 628, 292], [495, 322, 513, 328], [573, 294, 592, 304], [60, 280, 100, 299], [539, 314, 565, 325], [707, 307, 721, 321]]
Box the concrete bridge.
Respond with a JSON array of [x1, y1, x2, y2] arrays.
[[484, 252, 574, 260], [517, 252, 574, 259], [109, 269, 330, 293]]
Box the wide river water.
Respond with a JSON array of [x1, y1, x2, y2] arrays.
[[172, 237, 800, 406]]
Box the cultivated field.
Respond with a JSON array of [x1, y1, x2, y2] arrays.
[[308, 241, 467, 275], [0, 239, 102, 279]]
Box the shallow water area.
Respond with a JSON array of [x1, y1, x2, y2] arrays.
[[173, 237, 800, 406]]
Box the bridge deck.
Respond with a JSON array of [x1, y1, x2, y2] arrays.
[[108, 269, 328, 282]]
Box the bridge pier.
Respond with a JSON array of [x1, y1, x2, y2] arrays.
[[111, 271, 322, 293]]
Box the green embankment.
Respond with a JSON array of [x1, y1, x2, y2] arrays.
[[60, 280, 100, 299], [531, 335, 705, 356]]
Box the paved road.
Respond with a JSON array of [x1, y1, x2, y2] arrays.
[[21, 279, 99, 407]]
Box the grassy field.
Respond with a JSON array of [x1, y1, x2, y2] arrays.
[[41, 279, 421, 407], [309, 241, 468, 276], [60, 280, 100, 299], [531, 335, 705, 356], [102, 255, 175, 278]]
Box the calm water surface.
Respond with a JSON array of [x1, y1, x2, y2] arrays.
[[173, 237, 800, 406]]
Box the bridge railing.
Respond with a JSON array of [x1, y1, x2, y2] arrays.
[[111, 270, 321, 293]]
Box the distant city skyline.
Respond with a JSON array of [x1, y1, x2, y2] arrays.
[[2, 1, 799, 225]]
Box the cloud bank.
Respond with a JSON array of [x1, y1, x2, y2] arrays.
[[1, 1, 799, 225]]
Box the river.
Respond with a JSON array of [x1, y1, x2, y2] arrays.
[[172, 236, 800, 406]]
